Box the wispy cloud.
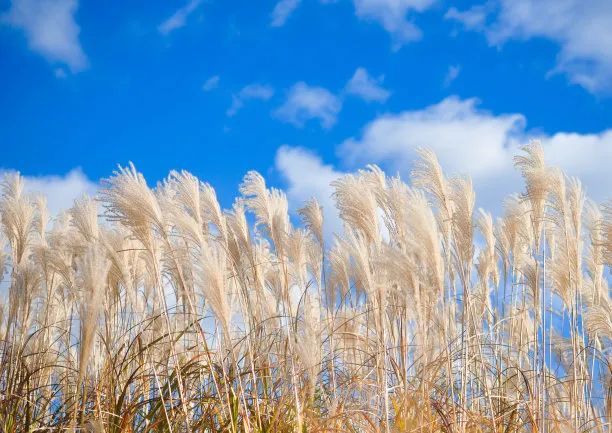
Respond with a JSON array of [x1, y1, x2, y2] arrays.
[[443, 64, 461, 87], [345, 67, 390, 102], [445, 4, 490, 29], [270, 0, 436, 45], [352, 0, 436, 47], [275, 82, 342, 128], [158, 0, 202, 35], [268, 0, 436, 46], [202, 75, 220, 91], [54, 67, 68, 79], [271, 0, 301, 27], [227, 83, 274, 116], [446, 0, 612, 94], [1, 0, 88, 72]]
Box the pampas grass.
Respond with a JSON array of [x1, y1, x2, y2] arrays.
[[0, 142, 610, 433]]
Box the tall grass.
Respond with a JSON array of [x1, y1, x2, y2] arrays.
[[0, 143, 610, 432]]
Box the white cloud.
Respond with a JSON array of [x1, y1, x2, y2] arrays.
[[275, 82, 342, 129], [202, 75, 220, 91], [158, 0, 202, 35], [275, 146, 344, 239], [268, 0, 436, 45], [0, 168, 98, 215], [542, 131, 612, 200], [445, 4, 489, 29], [227, 83, 274, 117], [345, 67, 390, 102], [340, 96, 612, 209], [446, 0, 612, 94], [1, 0, 88, 72], [276, 96, 612, 237], [271, 0, 301, 27], [443, 64, 461, 86], [341, 96, 524, 178], [352, 0, 436, 46], [275, 96, 612, 240]]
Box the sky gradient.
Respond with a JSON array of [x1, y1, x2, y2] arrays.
[[1, 0, 611, 220]]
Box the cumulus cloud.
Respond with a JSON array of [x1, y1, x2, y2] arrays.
[[352, 0, 436, 46], [341, 97, 524, 178], [276, 96, 612, 223], [345, 67, 390, 102], [0, 168, 98, 215], [227, 83, 274, 117], [271, 0, 301, 27], [1, 0, 88, 72], [275, 146, 344, 239], [158, 0, 202, 35], [341, 96, 612, 209], [446, 0, 612, 94], [202, 75, 220, 91], [275, 82, 342, 128]]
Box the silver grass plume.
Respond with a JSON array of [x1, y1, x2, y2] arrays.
[[77, 243, 111, 381], [298, 198, 324, 247]]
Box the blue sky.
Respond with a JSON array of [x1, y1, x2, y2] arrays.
[[0, 0, 611, 219]]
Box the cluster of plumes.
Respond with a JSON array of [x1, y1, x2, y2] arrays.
[[0, 143, 610, 433]]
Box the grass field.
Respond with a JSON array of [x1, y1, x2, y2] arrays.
[[0, 142, 610, 432]]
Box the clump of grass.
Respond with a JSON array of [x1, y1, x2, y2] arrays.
[[0, 142, 610, 433]]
